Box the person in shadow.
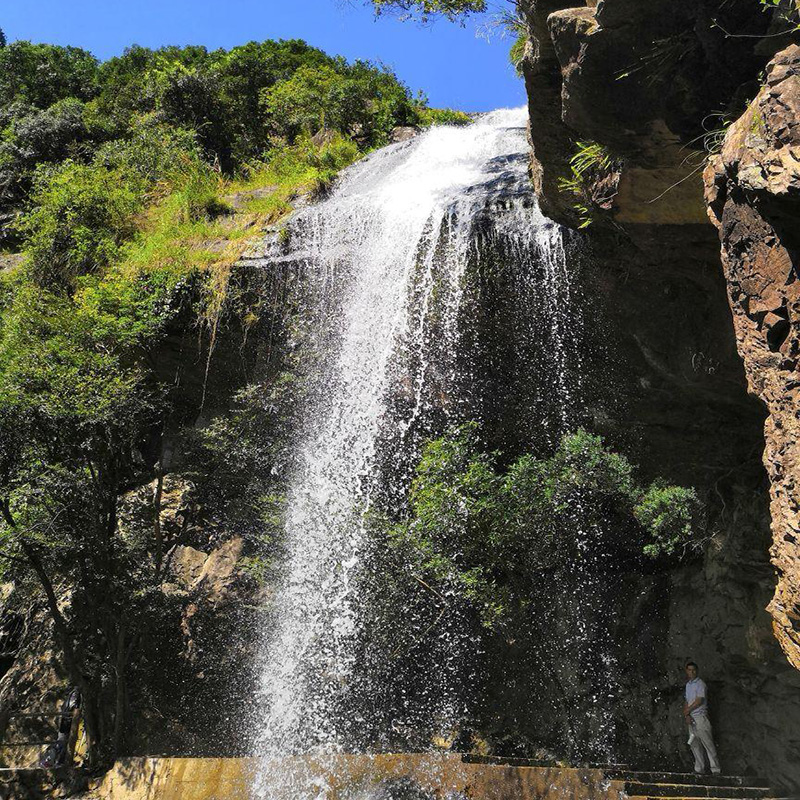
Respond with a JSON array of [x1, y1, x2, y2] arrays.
[[683, 661, 721, 775]]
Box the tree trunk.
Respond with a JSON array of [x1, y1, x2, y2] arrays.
[[21, 541, 102, 766], [0, 500, 102, 766], [153, 457, 165, 577], [112, 620, 127, 758]]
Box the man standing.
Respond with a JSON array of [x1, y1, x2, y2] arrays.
[[683, 661, 721, 775]]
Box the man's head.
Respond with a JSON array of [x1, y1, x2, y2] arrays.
[[685, 661, 698, 680]]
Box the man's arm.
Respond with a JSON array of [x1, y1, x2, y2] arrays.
[[688, 695, 706, 711], [684, 695, 705, 718]]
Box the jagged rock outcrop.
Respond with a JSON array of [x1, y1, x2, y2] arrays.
[[520, 0, 782, 227], [705, 44, 800, 671]]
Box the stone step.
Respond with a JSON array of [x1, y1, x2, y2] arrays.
[[628, 794, 780, 800], [624, 783, 771, 799], [628, 794, 800, 800], [461, 755, 631, 769], [606, 772, 770, 788]]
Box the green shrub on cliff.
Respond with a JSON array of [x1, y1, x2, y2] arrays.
[[20, 162, 143, 291], [558, 141, 619, 228], [760, 0, 800, 28], [509, 33, 527, 76], [387, 426, 702, 626], [415, 106, 471, 127], [372, 0, 486, 21]]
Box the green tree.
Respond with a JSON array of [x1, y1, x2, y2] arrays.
[[0, 41, 98, 108], [371, 0, 486, 20], [214, 39, 335, 160], [0, 98, 110, 211], [389, 426, 702, 626], [19, 161, 143, 291], [0, 277, 175, 764], [261, 60, 416, 146]]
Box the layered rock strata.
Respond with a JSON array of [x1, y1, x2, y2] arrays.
[[706, 44, 800, 671]]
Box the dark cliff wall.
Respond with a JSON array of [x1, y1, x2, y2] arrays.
[[518, 0, 800, 786], [468, 218, 800, 784]]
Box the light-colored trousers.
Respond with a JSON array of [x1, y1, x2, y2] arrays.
[[689, 715, 721, 773]]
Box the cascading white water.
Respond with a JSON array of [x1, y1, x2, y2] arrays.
[[252, 108, 586, 796]]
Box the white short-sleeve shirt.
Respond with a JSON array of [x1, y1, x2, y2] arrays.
[[685, 677, 708, 719]]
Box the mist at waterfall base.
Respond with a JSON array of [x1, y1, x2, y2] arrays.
[[250, 108, 619, 797]]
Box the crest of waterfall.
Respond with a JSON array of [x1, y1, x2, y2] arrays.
[[252, 108, 600, 797]]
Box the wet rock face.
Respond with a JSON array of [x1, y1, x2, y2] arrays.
[[705, 45, 800, 671]]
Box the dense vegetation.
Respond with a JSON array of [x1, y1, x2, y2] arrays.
[[372, 0, 485, 20], [0, 31, 467, 765], [385, 425, 701, 627]]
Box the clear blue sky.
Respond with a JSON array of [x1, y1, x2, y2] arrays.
[[3, 0, 526, 112]]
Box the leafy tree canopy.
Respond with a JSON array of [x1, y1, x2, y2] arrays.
[[385, 426, 702, 627], [372, 0, 486, 20], [0, 36, 463, 219], [0, 41, 99, 109]]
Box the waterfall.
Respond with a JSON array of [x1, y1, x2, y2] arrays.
[[252, 108, 588, 796]]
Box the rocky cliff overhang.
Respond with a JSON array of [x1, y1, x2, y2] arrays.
[[521, 0, 785, 229]]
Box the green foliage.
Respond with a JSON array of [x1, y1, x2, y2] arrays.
[[557, 141, 616, 229], [0, 41, 98, 109], [256, 131, 361, 189], [509, 33, 527, 76], [415, 106, 471, 127], [0, 283, 140, 421], [634, 483, 701, 559], [0, 37, 439, 216], [0, 270, 172, 761], [372, 0, 486, 21], [387, 426, 702, 626], [93, 115, 200, 184], [0, 98, 96, 208], [261, 60, 417, 146], [750, 107, 766, 135], [91, 40, 420, 167], [19, 161, 143, 291], [760, 0, 800, 28]]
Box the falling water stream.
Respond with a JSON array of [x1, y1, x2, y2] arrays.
[[252, 108, 599, 797]]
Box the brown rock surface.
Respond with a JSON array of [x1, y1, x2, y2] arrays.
[[520, 0, 778, 228], [705, 44, 800, 671]]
